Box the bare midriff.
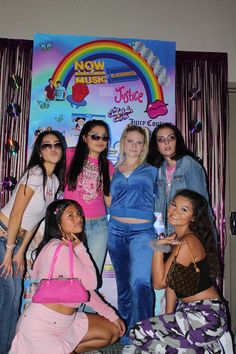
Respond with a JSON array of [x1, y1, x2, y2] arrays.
[[0, 211, 26, 237], [112, 216, 151, 224], [43, 303, 77, 315], [181, 286, 220, 303]]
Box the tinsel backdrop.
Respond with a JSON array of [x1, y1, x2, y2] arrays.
[[0, 38, 32, 205], [176, 51, 228, 266]]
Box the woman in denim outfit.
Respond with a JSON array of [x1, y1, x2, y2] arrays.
[[147, 123, 212, 237], [0, 130, 66, 354], [147, 123, 217, 314], [107, 125, 158, 354]]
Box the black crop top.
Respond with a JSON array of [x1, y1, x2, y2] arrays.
[[174, 257, 212, 298]]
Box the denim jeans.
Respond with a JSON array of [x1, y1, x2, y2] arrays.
[[81, 216, 108, 313], [0, 235, 23, 354], [108, 218, 155, 345], [85, 216, 108, 275]]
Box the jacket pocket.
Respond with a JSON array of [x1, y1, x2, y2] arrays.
[[156, 180, 166, 195], [172, 175, 185, 187]]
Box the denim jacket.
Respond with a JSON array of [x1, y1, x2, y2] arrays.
[[110, 163, 158, 220], [155, 155, 209, 235]]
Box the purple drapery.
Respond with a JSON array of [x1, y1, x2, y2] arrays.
[[176, 51, 228, 268], [0, 38, 32, 207]]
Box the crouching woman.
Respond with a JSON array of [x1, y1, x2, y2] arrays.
[[129, 189, 228, 353], [11, 199, 125, 354]]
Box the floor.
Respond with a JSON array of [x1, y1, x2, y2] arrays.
[[99, 341, 236, 354], [101, 342, 124, 354]]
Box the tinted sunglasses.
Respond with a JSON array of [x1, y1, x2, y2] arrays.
[[87, 133, 109, 142], [40, 142, 63, 151], [156, 135, 176, 144]]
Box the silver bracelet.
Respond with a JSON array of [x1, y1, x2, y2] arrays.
[[150, 239, 171, 253], [6, 243, 16, 250]]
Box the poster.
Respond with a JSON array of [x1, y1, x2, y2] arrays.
[[29, 33, 176, 162]]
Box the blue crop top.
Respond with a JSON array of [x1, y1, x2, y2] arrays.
[[110, 163, 158, 220]]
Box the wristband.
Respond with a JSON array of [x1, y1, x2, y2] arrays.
[[6, 243, 16, 250], [149, 240, 171, 253]]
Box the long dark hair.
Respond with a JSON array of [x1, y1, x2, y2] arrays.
[[173, 189, 220, 278], [35, 199, 86, 258], [26, 130, 66, 194], [66, 120, 111, 196], [146, 123, 194, 168]]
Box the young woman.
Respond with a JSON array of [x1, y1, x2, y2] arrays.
[[11, 199, 125, 354], [64, 120, 114, 275], [147, 123, 218, 315], [107, 125, 158, 354], [129, 189, 228, 353], [147, 122, 211, 236], [0, 130, 66, 353]]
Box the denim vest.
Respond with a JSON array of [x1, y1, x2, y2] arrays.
[[155, 155, 209, 235]]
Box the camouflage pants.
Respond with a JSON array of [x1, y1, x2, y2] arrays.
[[129, 299, 228, 353]]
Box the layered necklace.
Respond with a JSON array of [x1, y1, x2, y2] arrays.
[[121, 159, 140, 172], [46, 175, 54, 194], [166, 161, 176, 194]]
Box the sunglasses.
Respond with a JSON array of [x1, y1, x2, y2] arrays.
[[87, 133, 109, 142], [156, 135, 176, 144], [40, 142, 63, 151]]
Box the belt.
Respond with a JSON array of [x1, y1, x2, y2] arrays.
[[0, 220, 7, 237]]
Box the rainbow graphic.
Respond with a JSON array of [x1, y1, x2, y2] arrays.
[[52, 40, 163, 104]]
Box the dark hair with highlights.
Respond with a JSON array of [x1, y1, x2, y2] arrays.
[[26, 130, 66, 196], [172, 189, 220, 278], [147, 123, 194, 168], [66, 120, 111, 196], [35, 199, 86, 259]]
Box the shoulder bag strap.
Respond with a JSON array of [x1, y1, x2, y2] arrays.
[[173, 239, 200, 273], [68, 240, 74, 279], [184, 241, 200, 273], [173, 243, 182, 258], [47, 242, 63, 279], [47, 241, 74, 279]]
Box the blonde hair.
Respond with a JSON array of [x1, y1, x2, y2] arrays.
[[117, 124, 150, 168]]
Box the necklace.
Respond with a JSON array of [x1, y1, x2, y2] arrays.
[[47, 176, 53, 192], [166, 162, 176, 192], [122, 160, 140, 172]]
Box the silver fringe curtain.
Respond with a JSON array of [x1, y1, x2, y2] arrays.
[[0, 38, 32, 207], [176, 51, 228, 266]]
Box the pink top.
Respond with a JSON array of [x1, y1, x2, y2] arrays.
[[64, 148, 114, 218], [31, 239, 118, 322], [166, 162, 176, 194]]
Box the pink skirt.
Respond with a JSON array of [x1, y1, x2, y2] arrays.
[[11, 303, 88, 354]]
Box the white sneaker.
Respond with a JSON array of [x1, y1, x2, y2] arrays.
[[122, 344, 137, 354]]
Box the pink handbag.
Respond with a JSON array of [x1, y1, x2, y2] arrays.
[[32, 240, 89, 304]]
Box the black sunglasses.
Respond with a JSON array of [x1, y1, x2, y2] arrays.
[[156, 135, 176, 144], [40, 142, 63, 151], [87, 133, 109, 142]]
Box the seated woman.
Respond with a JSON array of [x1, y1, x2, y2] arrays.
[[129, 189, 228, 353], [11, 199, 125, 354]]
